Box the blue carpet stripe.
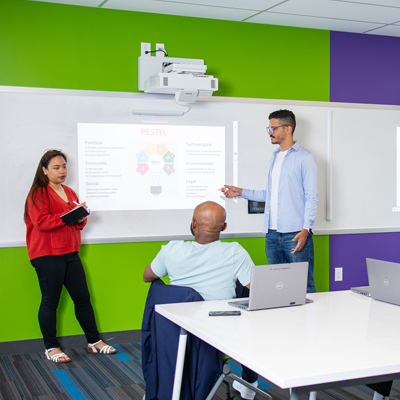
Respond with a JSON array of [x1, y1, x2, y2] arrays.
[[53, 370, 86, 400], [111, 345, 131, 362], [66, 368, 115, 400], [32, 359, 63, 394]]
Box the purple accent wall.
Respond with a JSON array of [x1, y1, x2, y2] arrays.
[[329, 233, 400, 291], [329, 32, 400, 291], [330, 31, 400, 106]]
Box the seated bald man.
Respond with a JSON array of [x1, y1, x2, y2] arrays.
[[143, 201, 259, 399], [143, 201, 252, 300]]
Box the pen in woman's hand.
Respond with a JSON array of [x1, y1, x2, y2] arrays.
[[73, 200, 87, 210]]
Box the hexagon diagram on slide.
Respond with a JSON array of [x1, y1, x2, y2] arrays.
[[136, 143, 176, 196]]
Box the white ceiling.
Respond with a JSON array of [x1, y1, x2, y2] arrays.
[[30, 0, 400, 37]]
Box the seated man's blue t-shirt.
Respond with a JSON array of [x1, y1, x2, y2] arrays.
[[151, 240, 253, 301]]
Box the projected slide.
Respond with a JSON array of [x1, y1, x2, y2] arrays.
[[78, 123, 225, 211]]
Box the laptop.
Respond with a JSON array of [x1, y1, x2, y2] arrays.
[[366, 258, 400, 306], [228, 262, 308, 311], [350, 286, 371, 297]]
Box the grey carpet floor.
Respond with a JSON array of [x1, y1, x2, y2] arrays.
[[1, 342, 399, 400]]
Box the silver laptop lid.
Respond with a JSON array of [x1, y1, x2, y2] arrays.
[[350, 286, 371, 297], [366, 258, 400, 306], [248, 262, 308, 311]]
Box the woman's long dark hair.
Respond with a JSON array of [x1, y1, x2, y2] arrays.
[[24, 150, 67, 223]]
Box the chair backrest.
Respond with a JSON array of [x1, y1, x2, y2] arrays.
[[235, 278, 250, 298], [141, 279, 222, 400]]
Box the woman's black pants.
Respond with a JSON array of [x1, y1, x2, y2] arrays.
[[31, 252, 100, 349]]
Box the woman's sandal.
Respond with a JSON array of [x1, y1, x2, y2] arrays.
[[87, 340, 117, 355], [45, 348, 71, 363]]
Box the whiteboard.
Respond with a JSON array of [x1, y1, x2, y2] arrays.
[[1, 86, 400, 247]]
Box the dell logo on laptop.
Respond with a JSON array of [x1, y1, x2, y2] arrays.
[[383, 277, 389, 286]]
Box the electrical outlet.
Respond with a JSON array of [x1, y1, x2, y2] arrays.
[[141, 42, 151, 56], [156, 43, 165, 57], [335, 267, 343, 281]]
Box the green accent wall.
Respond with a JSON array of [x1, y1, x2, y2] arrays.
[[0, 0, 330, 342], [313, 236, 329, 292], [0, 1, 329, 100], [0, 236, 329, 342]]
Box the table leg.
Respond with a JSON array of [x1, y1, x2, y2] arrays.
[[290, 388, 316, 400], [290, 388, 301, 400], [172, 328, 188, 400], [309, 391, 317, 400]]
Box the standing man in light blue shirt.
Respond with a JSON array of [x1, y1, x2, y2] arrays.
[[221, 109, 318, 293]]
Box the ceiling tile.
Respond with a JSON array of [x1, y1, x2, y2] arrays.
[[26, 0, 400, 38], [270, 0, 400, 24], [30, 0, 102, 6], [101, 0, 257, 21], [129, 0, 284, 12], [247, 12, 385, 34], [329, 0, 400, 7], [365, 24, 400, 37]]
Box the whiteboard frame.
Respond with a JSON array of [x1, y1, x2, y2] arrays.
[[2, 85, 400, 247]]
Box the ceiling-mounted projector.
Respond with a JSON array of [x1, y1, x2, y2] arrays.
[[138, 54, 218, 103]]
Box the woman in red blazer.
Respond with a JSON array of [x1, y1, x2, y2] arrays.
[[24, 150, 117, 363]]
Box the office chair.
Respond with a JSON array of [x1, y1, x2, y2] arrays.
[[205, 358, 273, 400], [142, 279, 223, 399], [142, 279, 273, 400]]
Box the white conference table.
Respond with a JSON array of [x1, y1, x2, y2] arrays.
[[156, 291, 400, 400]]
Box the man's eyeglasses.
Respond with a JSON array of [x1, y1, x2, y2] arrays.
[[266, 125, 288, 134]]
